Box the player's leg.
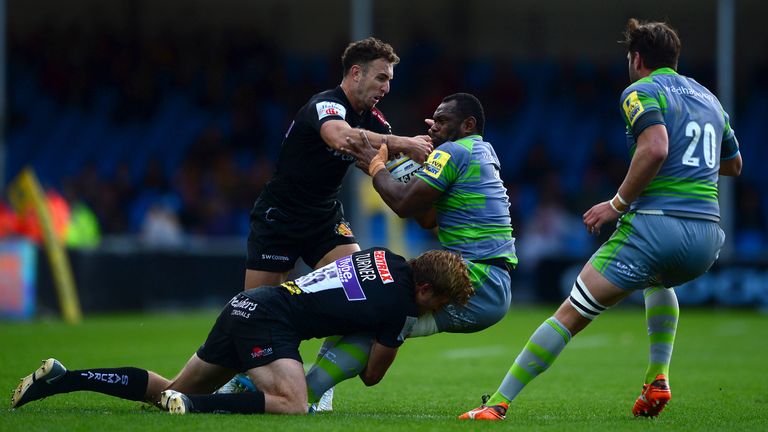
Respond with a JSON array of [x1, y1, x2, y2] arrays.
[[305, 333, 373, 403], [631, 286, 677, 417], [461, 264, 629, 420], [12, 358, 167, 409], [632, 217, 723, 417], [243, 200, 301, 290], [164, 359, 307, 415]]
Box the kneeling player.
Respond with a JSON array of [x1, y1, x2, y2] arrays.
[[11, 247, 472, 415]]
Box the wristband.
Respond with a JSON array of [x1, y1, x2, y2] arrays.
[[615, 193, 629, 206], [369, 160, 386, 177], [609, 198, 623, 214], [610, 194, 628, 213]]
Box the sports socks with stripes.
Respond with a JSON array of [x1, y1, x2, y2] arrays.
[[486, 317, 572, 406], [305, 333, 373, 403], [642, 287, 679, 383]]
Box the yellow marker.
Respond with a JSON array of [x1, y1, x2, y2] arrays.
[[8, 168, 82, 324]]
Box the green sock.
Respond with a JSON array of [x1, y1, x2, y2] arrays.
[[643, 287, 678, 383], [487, 317, 572, 406], [305, 333, 373, 403]]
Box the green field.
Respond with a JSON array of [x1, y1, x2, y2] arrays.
[[2, 307, 767, 431]]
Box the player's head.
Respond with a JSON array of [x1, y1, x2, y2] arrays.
[[341, 38, 400, 112], [428, 93, 485, 146], [409, 250, 473, 313], [621, 18, 681, 82]]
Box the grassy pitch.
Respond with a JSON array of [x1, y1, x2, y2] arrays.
[[1, 306, 766, 431]]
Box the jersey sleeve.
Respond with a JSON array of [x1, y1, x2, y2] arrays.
[[414, 142, 463, 192], [620, 83, 666, 139], [720, 110, 740, 160], [375, 316, 417, 348], [308, 95, 349, 131]]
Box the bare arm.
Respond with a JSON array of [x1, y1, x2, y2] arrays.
[[320, 120, 433, 163], [359, 342, 399, 386], [371, 171, 441, 218], [720, 153, 742, 176], [583, 124, 668, 235], [414, 207, 437, 229]]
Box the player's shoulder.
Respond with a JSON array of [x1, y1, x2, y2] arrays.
[[305, 87, 349, 122], [621, 78, 658, 100], [308, 87, 346, 104]]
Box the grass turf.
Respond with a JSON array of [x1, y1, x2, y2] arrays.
[[1, 306, 767, 431]]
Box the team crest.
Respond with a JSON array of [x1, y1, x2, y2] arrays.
[[335, 221, 354, 237]]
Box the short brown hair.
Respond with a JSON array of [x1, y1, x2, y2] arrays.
[[621, 18, 681, 70], [409, 250, 473, 305], [341, 37, 400, 76]]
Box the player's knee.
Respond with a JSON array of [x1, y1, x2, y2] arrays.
[[267, 391, 308, 414], [568, 275, 609, 320]]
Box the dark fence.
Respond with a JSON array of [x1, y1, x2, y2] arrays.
[[28, 246, 768, 315]]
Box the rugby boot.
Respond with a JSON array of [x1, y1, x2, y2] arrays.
[[632, 374, 671, 417], [458, 394, 508, 420], [11, 358, 67, 409], [161, 390, 195, 414]]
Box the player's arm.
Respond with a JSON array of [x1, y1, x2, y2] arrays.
[[359, 342, 398, 386], [321, 120, 433, 163], [371, 171, 441, 218], [616, 124, 669, 202], [583, 124, 668, 235], [414, 207, 437, 229], [720, 154, 742, 176], [719, 134, 742, 176]]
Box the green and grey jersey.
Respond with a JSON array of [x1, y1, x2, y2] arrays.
[[414, 135, 517, 266], [620, 68, 740, 221]]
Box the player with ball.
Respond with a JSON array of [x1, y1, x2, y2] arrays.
[[305, 93, 518, 408]]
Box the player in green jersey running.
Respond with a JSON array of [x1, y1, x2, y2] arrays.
[[459, 18, 742, 421]]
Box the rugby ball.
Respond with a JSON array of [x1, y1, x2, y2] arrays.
[[385, 155, 422, 183]]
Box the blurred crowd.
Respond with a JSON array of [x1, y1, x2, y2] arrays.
[[5, 24, 768, 261]]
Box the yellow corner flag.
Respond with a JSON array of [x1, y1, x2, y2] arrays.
[[8, 168, 82, 324]]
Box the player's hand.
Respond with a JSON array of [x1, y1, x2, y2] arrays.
[[582, 200, 622, 236], [403, 135, 433, 164], [344, 129, 378, 166]]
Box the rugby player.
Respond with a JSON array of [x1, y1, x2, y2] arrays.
[[11, 248, 472, 415], [459, 18, 742, 420]]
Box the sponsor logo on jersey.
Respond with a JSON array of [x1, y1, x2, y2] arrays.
[[251, 346, 274, 358], [374, 250, 394, 284], [316, 101, 347, 121], [261, 253, 290, 262], [335, 221, 354, 237], [231, 296, 258, 311], [663, 85, 714, 102], [423, 150, 451, 178], [336, 255, 365, 301], [623, 91, 645, 126]]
